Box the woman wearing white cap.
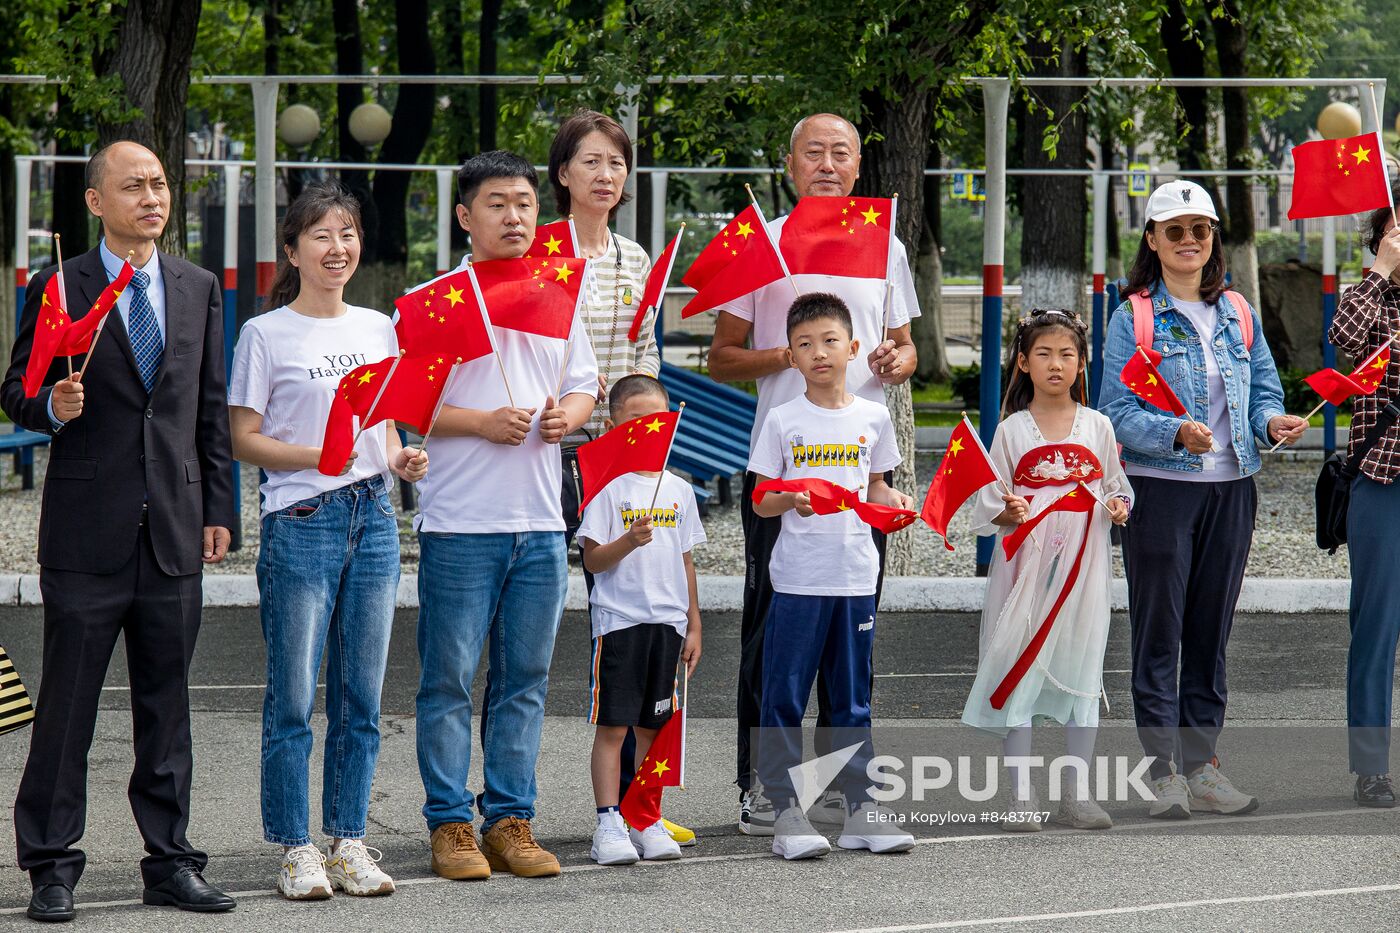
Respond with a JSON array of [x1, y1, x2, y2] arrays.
[[1099, 181, 1306, 820]]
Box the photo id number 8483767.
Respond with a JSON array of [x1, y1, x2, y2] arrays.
[[983, 811, 1050, 823]]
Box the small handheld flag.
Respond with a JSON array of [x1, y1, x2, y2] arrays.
[[919, 415, 1001, 550], [576, 410, 681, 515], [752, 477, 916, 533], [628, 225, 684, 343], [1286, 132, 1392, 221], [1120, 345, 1187, 416]]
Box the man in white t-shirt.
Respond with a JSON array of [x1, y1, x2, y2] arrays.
[[411, 151, 598, 882], [705, 113, 921, 832]]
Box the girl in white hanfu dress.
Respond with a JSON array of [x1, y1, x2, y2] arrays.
[[960, 309, 1132, 833]]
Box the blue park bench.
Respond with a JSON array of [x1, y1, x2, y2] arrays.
[[659, 362, 756, 508], [0, 427, 50, 490]]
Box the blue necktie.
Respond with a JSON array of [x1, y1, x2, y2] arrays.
[[126, 269, 163, 394]]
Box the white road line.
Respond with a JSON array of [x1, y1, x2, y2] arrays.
[[822, 883, 1400, 932], [876, 670, 1132, 679]]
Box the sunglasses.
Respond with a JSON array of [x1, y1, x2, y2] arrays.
[[1156, 221, 1217, 243]]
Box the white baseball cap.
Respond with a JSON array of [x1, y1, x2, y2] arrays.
[[1145, 181, 1219, 225]]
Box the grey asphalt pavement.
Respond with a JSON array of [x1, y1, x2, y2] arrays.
[[0, 608, 1394, 932]]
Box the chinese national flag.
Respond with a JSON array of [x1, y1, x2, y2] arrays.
[[23, 275, 73, 397], [395, 271, 494, 365], [1351, 342, 1391, 392], [628, 228, 683, 342], [1306, 342, 1392, 405], [779, 196, 893, 279], [1001, 483, 1097, 560], [59, 260, 133, 356], [1120, 346, 1188, 416], [619, 703, 684, 830], [473, 256, 588, 340], [680, 207, 786, 318], [525, 218, 577, 259], [576, 410, 679, 514], [752, 477, 917, 533], [920, 417, 1001, 550], [317, 354, 449, 475], [1287, 132, 1392, 220]]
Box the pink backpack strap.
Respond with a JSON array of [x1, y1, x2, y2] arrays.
[[1224, 289, 1254, 349], [1129, 290, 1155, 350]]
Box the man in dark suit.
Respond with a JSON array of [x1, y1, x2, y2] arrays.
[[2, 141, 237, 921]]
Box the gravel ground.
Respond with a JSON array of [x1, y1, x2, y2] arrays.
[[0, 446, 1349, 579]]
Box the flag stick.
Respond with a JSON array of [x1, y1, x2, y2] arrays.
[[679, 663, 689, 790], [744, 183, 799, 297], [1267, 336, 1400, 453], [1267, 399, 1325, 454], [54, 234, 72, 378], [416, 357, 462, 454], [1135, 345, 1219, 452], [882, 193, 899, 342], [464, 261, 516, 409], [1076, 479, 1116, 517], [75, 250, 134, 383], [647, 402, 686, 514], [349, 350, 405, 452], [554, 338, 573, 401], [1366, 82, 1399, 229]]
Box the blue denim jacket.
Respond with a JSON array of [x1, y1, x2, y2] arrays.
[[1098, 279, 1285, 476]]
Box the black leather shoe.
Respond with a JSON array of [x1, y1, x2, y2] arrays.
[[26, 884, 74, 923], [141, 865, 235, 913], [1355, 773, 1397, 808]]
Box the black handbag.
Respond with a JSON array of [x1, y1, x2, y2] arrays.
[[1316, 398, 1400, 553]]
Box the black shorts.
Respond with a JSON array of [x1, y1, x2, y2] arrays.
[[588, 623, 683, 728]]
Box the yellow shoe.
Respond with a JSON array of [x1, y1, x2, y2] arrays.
[[662, 817, 697, 847]]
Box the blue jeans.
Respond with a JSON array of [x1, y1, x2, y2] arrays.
[[256, 476, 399, 847], [1346, 475, 1400, 774], [416, 531, 566, 832]]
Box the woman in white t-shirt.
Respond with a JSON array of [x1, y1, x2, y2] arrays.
[[228, 181, 428, 901]]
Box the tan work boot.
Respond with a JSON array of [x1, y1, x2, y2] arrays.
[[430, 822, 491, 880], [481, 816, 560, 877]]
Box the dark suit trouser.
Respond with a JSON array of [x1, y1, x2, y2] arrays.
[[15, 524, 207, 889]]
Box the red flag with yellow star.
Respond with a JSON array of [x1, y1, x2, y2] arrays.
[[23, 274, 73, 397], [1120, 345, 1188, 416], [628, 227, 683, 342], [752, 477, 917, 533], [58, 260, 133, 356], [779, 196, 894, 279], [472, 256, 588, 340], [619, 702, 684, 830], [576, 410, 680, 514], [920, 416, 1001, 550], [1287, 132, 1393, 220], [1304, 342, 1391, 405], [682, 205, 764, 291], [524, 218, 578, 259], [394, 271, 494, 365], [317, 354, 448, 475], [680, 205, 786, 318]]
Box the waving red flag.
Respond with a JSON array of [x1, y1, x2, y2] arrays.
[[23, 275, 73, 397], [920, 416, 1001, 550], [619, 703, 684, 830], [628, 227, 683, 342], [525, 218, 577, 259], [317, 354, 449, 475], [59, 260, 134, 356], [753, 477, 916, 533], [779, 196, 893, 279], [1304, 342, 1391, 405], [1287, 132, 1392, 220], [576, 410, 680, 514], [471, 256, 588, 340], [1120, 346, 1187, 416], [395, 270, 494, 365], [680, 205, 786, 318], [682, 205, 765, 291]]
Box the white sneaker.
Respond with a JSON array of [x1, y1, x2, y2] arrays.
[[837, 802, 915, 853], [1148, 771, 1191, 820], [629, 819, 681, 860], [278, 843, 332, 900], [1053, 796, 1113, 830], [771, 807, 831, 860], [808, 789, 848, 826], [591, 811, 640, 866], [1187, 762, 1259, 815], [325, 839, 395, 896], [1000, 788, 1044, 833], [739, 788, 776, 836]]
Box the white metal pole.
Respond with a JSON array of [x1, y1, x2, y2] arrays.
[[617, 83, 641, 241], [436, 168, 454, 276], [13, 157, 31, 345], [223, 164, 240, 283], [252, 79, 279, 303], [1358, 79, 1386, 273], [649, 171, 669, 260], [1090, 170, 1108, 402], [976, 77, 1010, 574]]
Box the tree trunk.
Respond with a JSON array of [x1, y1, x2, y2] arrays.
[[914, 134, 950, 382], [856, 80, 932, 576], [439, 0, 472, 255], [478, 0, 502, 152], [53, 86, 92, 260], [93, 0, 203, 255], [1019, 42, 1089, 315], [263, 0, 279, 77], [1213, 0, 1259, 307], [333, 0, 375, 240]]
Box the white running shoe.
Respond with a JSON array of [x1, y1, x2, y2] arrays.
[[837, 802, 916, 853], [629, 820, 682, 860], [1052, 796, 1113, 830], [1187, 762, 1259, 815], [278, 843, 332, 900], [591, 811, 640, 866], [808, 789, 848, 826], [739, 788, 776, 836], [771, 807, 831, 860], [1148, 771, 1191, 820], [325, 839, 395, 896], [1000, 788, 1044, 833]]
